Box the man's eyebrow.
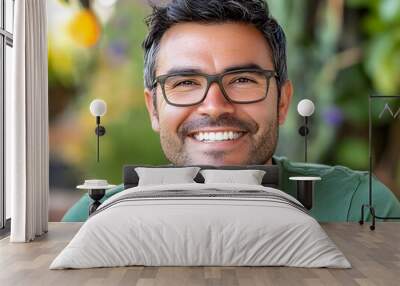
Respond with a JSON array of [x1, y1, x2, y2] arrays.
[[164, 63, 265, 75], [222, 63, 264, 73], [165, 67, 203, 74]]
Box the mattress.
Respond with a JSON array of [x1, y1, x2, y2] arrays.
[[50, 183, 351, 269]]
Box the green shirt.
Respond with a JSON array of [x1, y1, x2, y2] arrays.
[[62, 156, 400, 222]]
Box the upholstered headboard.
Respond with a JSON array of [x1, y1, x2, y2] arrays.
[[123, 164, 281, 190]]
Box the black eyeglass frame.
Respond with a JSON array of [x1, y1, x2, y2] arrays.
[[152, 68, 279, 107]]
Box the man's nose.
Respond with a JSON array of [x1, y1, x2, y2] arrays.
[[196, 82, 235, 118]]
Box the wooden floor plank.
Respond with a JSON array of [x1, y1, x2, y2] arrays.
[[0, 222, 399, 286]]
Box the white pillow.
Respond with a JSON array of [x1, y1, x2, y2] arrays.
[[135, 167, 200, 186], [200, 169, 266, 185]]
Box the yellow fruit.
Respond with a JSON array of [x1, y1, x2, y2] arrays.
[[68, 9, 101, 48]]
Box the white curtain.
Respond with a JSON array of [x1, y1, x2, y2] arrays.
[[7, 0, 49, 242]]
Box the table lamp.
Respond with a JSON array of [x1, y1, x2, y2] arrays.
[[297, 99, 315, 163], [90, 99, 107, 162]]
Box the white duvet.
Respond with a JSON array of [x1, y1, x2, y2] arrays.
[[50, 183, 351, 269]]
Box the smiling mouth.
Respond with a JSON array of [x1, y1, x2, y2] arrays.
[[190, 131, 247, 142]]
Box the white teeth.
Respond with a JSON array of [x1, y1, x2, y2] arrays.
[[193, 131, 244, 142]]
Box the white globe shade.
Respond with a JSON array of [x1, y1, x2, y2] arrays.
[[297, 99, 315, 117], [90, 99, 107, 117]]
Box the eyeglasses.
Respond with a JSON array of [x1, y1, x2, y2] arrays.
[[152, 68, 278, 107]]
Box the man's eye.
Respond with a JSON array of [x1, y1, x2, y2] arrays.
[[232, 78, 256, 84], [174, 80, 198, 87]]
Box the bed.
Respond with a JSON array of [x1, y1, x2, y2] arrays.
[[50, 165, 350, 269]]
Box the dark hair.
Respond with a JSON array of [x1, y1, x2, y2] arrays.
[[142, 0, 288, 93]]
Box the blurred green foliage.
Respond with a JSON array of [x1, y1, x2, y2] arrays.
[[270, 0, 400, 170], [75, 1, 168, 183]]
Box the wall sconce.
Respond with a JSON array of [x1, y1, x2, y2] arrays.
[[89, 99, 107, 162], [297, 99, 315, 163]]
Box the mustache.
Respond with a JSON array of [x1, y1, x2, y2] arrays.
[[179, 114, 258, 138]]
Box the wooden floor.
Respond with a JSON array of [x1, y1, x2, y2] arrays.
[[0, 222, 399, 286]]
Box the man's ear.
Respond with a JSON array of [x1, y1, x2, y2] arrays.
[[278, 80, 293, 125], [144, 88, 160, 132]]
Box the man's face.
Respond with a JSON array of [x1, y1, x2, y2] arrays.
[[144, 22, 292, 166]]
